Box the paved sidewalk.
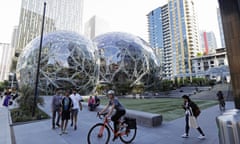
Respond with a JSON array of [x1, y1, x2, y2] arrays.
[[0, 107, 12, 144], [0, 98, 12, 144], [10, 96, 234, 144]]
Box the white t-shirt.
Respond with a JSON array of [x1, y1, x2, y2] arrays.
[[70, 93, 82, 109]]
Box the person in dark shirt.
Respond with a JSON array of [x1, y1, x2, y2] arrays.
[[99, 90, 126, 141], [217, 90, 225, 111], [59, 90, 73, 135], [51, 88, 63, 129], [88, 96, 95, 111], [94, 95, 100, 108]]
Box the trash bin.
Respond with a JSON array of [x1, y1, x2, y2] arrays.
[[216, 109, 240, 144]]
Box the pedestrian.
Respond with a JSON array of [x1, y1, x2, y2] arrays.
[[2, 89, 11, 107], [11, 88, 19, 101], [51, 88, 63, 129], [98, 90, 126, 141], [181, 95, 205, 139], [88, 96, 95, 111], [69, 89, 83, 130], [94, 95, 100, 108], [216, 90, 225, 112], [59, 90, 73, 135]]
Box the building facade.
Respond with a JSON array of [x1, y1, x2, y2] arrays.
[[147, 0, 200, 80], [0, 43, 13, 81], [217, 8, 226, 48], [147, 5, 169, 78], [199, 31, 218, 54], [191, 48, 230, 82], [15, 0, 84, 55], [84, 15, 110, 40]]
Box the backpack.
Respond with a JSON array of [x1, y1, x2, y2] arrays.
[[190, 101, 201, 117]]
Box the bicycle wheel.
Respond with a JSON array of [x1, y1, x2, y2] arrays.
[[119, 128, 137, 143], [87, 123, 110, 144]]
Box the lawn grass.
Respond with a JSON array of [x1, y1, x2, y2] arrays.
[[97, 97, 218, 121]]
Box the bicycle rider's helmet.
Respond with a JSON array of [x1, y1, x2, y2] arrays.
[[107, 90, 115, 95]]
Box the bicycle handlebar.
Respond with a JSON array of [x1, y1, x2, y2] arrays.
[[97, 112, 108, 119]]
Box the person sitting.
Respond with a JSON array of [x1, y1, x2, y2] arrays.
[[94, 95, 100, 108], [88, 96, 95, 111], [3, 90, 12, 107]]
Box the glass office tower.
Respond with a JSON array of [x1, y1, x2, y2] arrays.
[[148, 0, 200, 80], [16, 0, 84, 54], [147, 4, 170, 78], [169, 0, 200, 79]]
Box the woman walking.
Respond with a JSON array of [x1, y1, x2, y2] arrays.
[[181, 95, 205, 139]]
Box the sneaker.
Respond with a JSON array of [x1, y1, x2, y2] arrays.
[[198, 135, 205, 139], [59, 131, 63, 135], [181, 133, 189, 138], [52, 126, 55, 129], [56, 123, 60, 127], [70, 123, 73, 127], [74, 125, 77, 130], [63, 131, 68, 134]]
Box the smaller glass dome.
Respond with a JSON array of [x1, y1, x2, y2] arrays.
[[93, 32, 160, 88]]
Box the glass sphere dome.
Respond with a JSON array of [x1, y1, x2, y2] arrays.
[[17, 31, 99, 95], [93, 32, 160, 88]]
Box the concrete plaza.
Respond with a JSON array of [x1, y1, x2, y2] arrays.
[[0, 84, 235, 144]]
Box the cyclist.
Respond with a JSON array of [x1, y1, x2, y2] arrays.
[[99, 90, 126, 141]]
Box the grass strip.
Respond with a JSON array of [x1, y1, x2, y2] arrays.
[[96, 97, 218, 121]]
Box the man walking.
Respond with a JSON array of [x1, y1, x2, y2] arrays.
[[60, 90, 73, 135], [70, 89, 83, 130], [51, 88, 62, 129]]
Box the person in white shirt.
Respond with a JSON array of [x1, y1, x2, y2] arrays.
[[69, 89, 83, 130]]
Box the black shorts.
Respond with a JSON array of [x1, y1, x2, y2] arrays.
[[62, 111, 70, 120]]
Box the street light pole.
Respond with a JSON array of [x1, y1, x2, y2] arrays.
[[32, 2, 46, 117]]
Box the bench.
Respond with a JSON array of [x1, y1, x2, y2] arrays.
[[82, 102, 162, 127], [125, 109, 162, 127]]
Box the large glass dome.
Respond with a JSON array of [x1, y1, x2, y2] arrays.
[[93, 32, 160, 88], [17, 31, 99, 95]]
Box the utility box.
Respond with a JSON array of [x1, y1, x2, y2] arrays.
[[216, 109, 240, 144]]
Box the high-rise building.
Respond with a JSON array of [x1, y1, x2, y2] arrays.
[[15, 0, 84, 55], [217, 8, 226, 48], [199, 31, 218, 54], [147, 7, 164, 50], [11, 26, 19, 57], [147, 4, 170, 78], [0, 43, 13, 81], [84, 15, 110, 40], [147, 0, 200, 80]]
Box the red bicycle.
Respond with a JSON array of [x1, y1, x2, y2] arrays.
[[87, 112, 137, 144]]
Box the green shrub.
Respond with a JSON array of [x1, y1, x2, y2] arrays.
[[11, 84, 49, 123], [11, 108, 49, 123]]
